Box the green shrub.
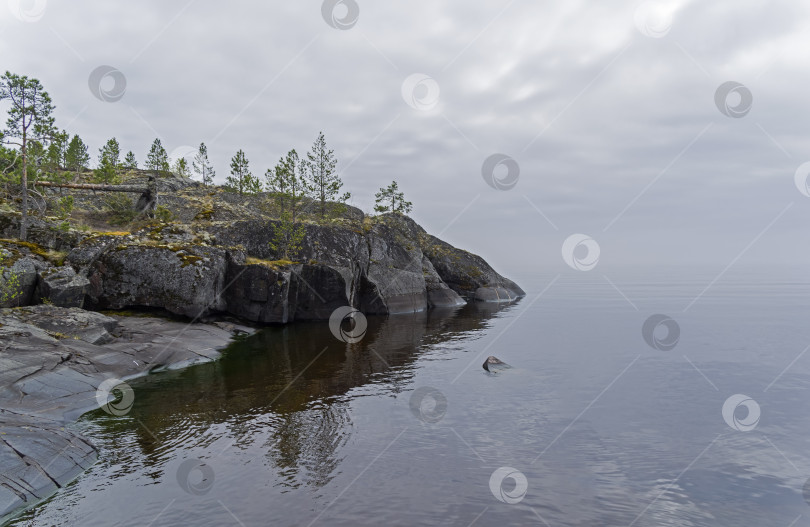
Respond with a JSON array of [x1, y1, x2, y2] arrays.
[[103, 193, 137, 225], [154, 205, 174, 223], [1, 269, 23, 306], [53, 195, 74, 220]]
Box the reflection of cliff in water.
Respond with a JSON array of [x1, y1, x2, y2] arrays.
[[85, 301, 517, 489]]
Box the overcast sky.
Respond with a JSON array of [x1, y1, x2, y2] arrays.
[[2, 0, 810, 283]]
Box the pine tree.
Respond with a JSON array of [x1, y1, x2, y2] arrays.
[[27, 141, 46, 176], [145, 138, 170, 171], [265, 149, 309, 223], [225, 149, 261, 195], [123, 151, 137, 169], [269, 212, 306, 261], [265, 149, 309, 260], [303, 132, 349, 219], [192, 142, 215, 186], [65, 134, 90, 179], [0, 71, 56, 240], [42, 129, 68, 180], [173, 157, 190, 178], [94, 137, 121, 184], [374, 181, 412, 214], [44, 137, 70, 186], [0, 145, 20, 197], [98, 137, 120, 167]]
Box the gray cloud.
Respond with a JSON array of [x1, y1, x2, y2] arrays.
[[2, 0, 809, 282]]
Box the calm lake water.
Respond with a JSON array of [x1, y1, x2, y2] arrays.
[[9, 266, 810, 526]]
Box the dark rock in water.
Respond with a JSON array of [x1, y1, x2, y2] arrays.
[[483, 355, 510, 372]]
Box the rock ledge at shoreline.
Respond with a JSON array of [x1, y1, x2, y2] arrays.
[[0, 305, 253, 522]]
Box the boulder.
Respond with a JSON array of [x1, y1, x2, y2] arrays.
[[66, 234, 134, 270], [36, 266, 90, 308], [86, 243, 228, 318]]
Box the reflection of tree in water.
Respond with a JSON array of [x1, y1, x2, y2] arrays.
[[87, 301, 515, 489], [266, 400, 351, 489]]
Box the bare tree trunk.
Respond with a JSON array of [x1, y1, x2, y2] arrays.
[[20, 134, 27, 241]]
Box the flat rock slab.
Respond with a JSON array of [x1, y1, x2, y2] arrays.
[[0, 305, 253, 521]]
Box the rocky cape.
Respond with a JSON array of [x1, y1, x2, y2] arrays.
[[0, 171, 524, 319]]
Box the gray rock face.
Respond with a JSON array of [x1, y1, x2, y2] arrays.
[[86, 243, 228, 318], [421, 232, 525, 302], [68, 213, 519, 322], [0, 213, 85, 253], [207, 216, 471, 316], [223, 253, 354, 323], [36, 266, 90, 308], [0, 412, 98, 522], [224, 252, 293, 323], [0, 305, 253, 521], [66, 234, 133, 270], [5, 305, 118, 345], [5, 208, 518, 322]]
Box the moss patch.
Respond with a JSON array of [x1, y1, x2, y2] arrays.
[[0, 239, 67, 266], [245, 256, 294, 270]]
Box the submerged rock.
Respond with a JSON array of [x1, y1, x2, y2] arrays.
[[483, 355, 510, 372]]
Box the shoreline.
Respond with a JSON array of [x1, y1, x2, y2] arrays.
[[0, 305, 255, 523]]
